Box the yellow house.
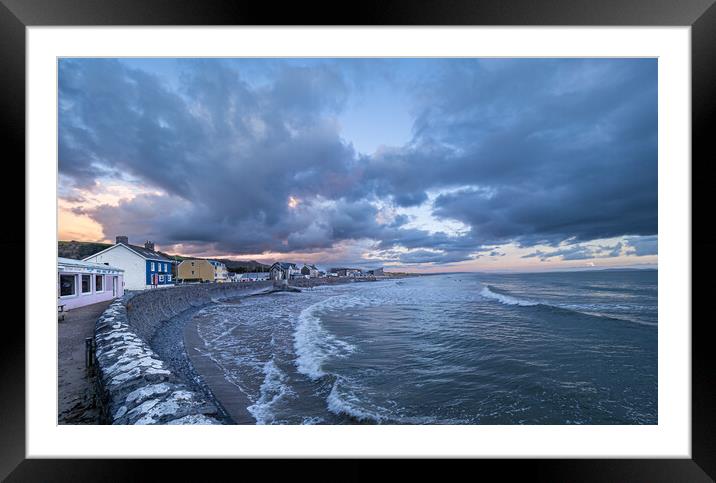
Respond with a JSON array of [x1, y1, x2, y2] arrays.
[[177, 259, 229, 283]]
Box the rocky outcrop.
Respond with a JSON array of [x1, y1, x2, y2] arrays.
[[94, 282, 272, 425]]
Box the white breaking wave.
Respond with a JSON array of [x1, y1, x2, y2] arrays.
[[326, 378, 387, 423], [480, 286, 538, 306], [293, 296, 356, 380], [480, 286, 657, 327], [326, 378, 469, 424], [246, 359, 295, 425]]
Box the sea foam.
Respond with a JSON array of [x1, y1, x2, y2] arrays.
[[480, 286, 538, 306], [480, 285, 657, 326], [246, 359, 294, 425], [293, 296, 356, 380]]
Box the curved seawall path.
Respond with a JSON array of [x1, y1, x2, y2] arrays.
[[93, 281, 273, 425]]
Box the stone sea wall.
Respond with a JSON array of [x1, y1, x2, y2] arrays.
[[94, 282, 273, 425], [124, 282, 273, 342]]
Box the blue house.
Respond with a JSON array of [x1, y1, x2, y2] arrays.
[[83, 236, 177, 290]]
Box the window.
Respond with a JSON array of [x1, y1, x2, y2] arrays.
[[164, 263, 168, 272], [167, 275, 172, 282], [60, 274, 76, 297], [159, 275, 164, 282], [95, 275, 103, 292], [81, 274, 91, 294], [151, 262, 155, 271]]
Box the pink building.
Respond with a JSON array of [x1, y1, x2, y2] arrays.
[[58, 257, 124, 311]]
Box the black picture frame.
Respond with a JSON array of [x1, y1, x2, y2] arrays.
[[4, 0, 714, 479]]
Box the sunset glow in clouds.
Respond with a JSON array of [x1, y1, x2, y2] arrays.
[[59, 58, 657, 272]]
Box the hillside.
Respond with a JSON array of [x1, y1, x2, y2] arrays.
[[215, 260, 271, 273], [58, 240, 113, 260], [58, 240, 270, 272]]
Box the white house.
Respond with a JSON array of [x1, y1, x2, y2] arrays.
[[301, 264, 320, 278], [269, 262, 299, 281], [58, 257, 124, 310], [83, 236, 176, 291], [208, 260, 229, 282]]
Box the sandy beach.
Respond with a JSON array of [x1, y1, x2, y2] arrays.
[[147, 276, 403, 424]]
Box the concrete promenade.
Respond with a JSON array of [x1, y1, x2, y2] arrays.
[[58, 300, 111, 424]]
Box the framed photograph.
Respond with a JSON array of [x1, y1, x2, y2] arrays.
[[6, 0, 714, 479]]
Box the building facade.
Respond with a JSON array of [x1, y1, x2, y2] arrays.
[[235, 272, 270, 282], [177, 259, 228, 283], [329, 267, 363, 277], [83, 237, 175, 290], [58, 257, 124, 310], [301, 264, 320, 278], [269, 262, 299, 281], [209, 260, 229, 282]]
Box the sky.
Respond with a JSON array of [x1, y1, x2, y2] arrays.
[[58, 58, 658, 272]]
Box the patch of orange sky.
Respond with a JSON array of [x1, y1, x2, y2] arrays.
[[60, 185, 657, 273], [161, 238, 657, 273], [58, 182, 162, 242]]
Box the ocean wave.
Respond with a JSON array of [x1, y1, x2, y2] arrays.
[[480, 286, 538, 306], [246, 359, 295, 424], [326, 378, 471, 424], [480, 285, 657, 327], [326, 378, 386, 423], [293, 296, 356, 380]]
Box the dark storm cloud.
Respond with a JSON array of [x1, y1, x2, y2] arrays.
[[392, 192, 428, 207], [59, 58, 657, 262], [60, 59, 367, 254], [369, 59, 658, 248]]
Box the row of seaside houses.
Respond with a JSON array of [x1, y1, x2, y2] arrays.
[[268, 263, 383, 280], [59, 236, 215, 310], [58, 235, 383, 310]]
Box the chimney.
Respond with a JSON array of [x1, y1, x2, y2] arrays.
[[116, 235, 129, 245], [144, 240, 155, 251]]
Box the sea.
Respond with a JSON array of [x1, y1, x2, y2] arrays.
[[193, 270, 657, 425]]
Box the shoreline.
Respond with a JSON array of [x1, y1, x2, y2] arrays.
[[171, 276, 403, 424], [149, 304, 236, 424], [145, 284, 279, 424]]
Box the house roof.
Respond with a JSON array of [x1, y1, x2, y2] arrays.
[[58, 257, 124, 272], [83, 243, 174, 262], [126, 244, 174, 261], [271, 262, 297, 269]]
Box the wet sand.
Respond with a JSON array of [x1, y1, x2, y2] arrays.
[[183, 309, 256, 424], [152, 277, 408, 424]]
